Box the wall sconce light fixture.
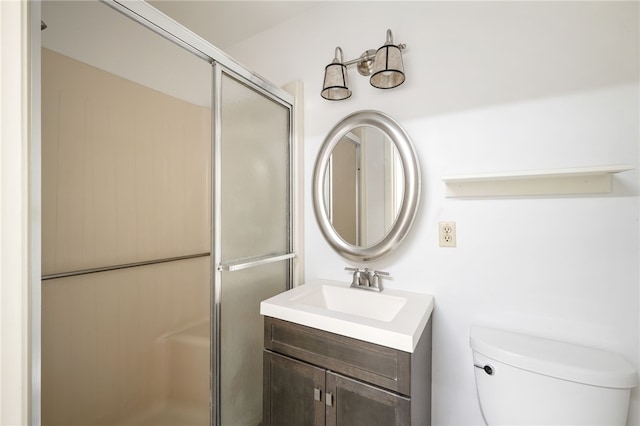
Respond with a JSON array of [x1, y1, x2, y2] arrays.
[[321, 29, 406, 101]]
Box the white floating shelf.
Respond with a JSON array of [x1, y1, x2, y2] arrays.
[[442, 164, 634, 198]]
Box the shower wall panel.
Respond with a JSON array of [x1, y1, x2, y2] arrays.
[[42, 48, 210, 275], [42, 49, 211, 425], [42, 259, 209, 425]]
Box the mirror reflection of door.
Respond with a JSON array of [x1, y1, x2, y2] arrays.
[[329, 133, 360, 245], [361, 128, 400, 246], [325, 127, 404, 248]]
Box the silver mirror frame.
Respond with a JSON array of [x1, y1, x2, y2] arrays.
[[312, 110, 421, 262]]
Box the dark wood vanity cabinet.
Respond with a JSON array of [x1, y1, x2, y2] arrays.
[[262, 316, 432, 426], [264, 351, 326, 425]]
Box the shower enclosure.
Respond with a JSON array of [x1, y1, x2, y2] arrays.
[[37, 1, 299, 425]]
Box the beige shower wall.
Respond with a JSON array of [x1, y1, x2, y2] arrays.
[[42, 259, 210, 425], [41, 49, 211, 425], [42, 48, 210, 274]]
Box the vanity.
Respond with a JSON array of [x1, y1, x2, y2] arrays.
[[260, 110, 430, 425], [261, 280, 434, 426]]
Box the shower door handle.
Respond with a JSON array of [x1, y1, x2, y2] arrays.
[[217, 252, 296, 272]]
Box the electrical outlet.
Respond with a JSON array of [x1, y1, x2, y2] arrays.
[[439, 221, 456, 247]]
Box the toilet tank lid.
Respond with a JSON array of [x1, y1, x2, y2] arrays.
[[470, 326, 638, 389]]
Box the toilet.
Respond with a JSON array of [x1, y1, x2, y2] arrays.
[[470, 325, 638, 425]]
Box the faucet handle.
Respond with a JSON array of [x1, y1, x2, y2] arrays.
[[370, 270, 390, 291], [345, 267, 362, 288]]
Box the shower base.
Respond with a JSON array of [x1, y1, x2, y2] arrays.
[[115, 320, 210, 426], [115, 401, 209, 426]]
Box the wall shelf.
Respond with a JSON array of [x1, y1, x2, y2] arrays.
[[442, 164, 634, 198]]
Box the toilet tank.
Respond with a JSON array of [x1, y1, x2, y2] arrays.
[[470, 326, 638, 426]]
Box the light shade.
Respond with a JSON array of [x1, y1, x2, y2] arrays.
[[321, 47, 352, 101], [370, 30, 405, 89]]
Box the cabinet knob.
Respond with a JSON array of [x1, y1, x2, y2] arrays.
[[314, 387, 322, 401], [325, 392, 333, 407]]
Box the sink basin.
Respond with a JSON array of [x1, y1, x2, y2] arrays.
[[260, 279, 434, 352], [290, 284, 406, 322]]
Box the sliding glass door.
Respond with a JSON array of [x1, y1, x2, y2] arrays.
[[39, 2, 297, 426], [40, 2, 212, 425], [213, 67, 294, 426]]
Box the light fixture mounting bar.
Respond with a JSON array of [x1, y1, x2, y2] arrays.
[[342, 43, 407, 67]]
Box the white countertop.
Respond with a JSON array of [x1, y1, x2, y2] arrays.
[[260, 279, 434, 353]]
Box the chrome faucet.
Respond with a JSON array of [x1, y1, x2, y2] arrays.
[[345, 267, 389, 292]]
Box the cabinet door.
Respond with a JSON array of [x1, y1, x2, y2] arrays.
[[326, 372, 410, 426], [263, 351, 325, 426]]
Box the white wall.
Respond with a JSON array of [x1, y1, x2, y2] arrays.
[[0, 0, 31, 424], [226, 2, 640, 425]]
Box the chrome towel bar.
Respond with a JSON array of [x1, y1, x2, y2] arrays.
[[41, 252, 211, 281]]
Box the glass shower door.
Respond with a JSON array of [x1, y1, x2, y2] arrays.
[[40, 2, 213, 425], [213, 67, 293, 426]]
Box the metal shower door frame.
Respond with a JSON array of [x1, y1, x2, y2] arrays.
[[211, 62, 296, 426]]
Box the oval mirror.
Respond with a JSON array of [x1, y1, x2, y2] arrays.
[[312, 110, 421, 262]]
